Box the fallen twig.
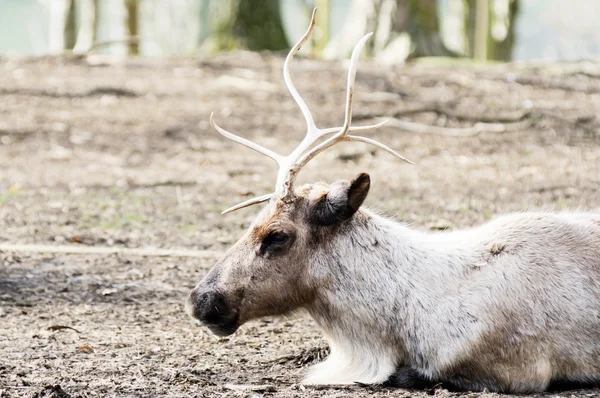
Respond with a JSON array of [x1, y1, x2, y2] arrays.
[[355, 101, 532, 124], [0, 86, 138, 98], [423, 107, 532, 124], [224, 384, 276, 392], [383, 117, 531, 137], [47, 325, 81, 333], [0, 244, 219, 258], [511, 75, 600, 94]]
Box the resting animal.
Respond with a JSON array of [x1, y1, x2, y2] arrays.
[[187, 9, 600, 393]]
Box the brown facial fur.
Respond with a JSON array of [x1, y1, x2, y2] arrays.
[[216, 200, 315, 325], [248, 201, 295, 245], [189, 174, 370, 332]]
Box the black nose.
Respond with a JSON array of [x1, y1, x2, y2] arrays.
[[188, 289, 231, 325]]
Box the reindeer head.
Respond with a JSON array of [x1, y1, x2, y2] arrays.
[[186, 9, 411, 337]]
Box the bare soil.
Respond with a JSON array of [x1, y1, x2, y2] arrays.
[[0, 53, 599, 397]]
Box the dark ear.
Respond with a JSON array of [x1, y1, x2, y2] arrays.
[[309, 173, 371, 226], [347, 173, 371, 213]]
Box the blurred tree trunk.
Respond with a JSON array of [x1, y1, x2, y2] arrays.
[[235, 0, 288, 51], [406, 0, 457, 58], [465, 0, 476, 57], [92, 0, 99, 44], [490, 0, 519, 61], [203, 0, 288, 52], [473, 0, 488, 59], [466, 0, 519, 61], [319, 0, 457, 62], [64, 0, 77, 50], [73, 0, 97, 53], [51, 0, 98, 54], [125, 0, 138, 55], [203, 0, 238, 51]]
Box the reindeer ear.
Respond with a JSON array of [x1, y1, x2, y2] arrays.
[[347, 173, 371, 213], [309, 173, 371, 226]]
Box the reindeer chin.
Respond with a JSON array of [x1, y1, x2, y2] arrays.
[[205, 313, 240, 337]]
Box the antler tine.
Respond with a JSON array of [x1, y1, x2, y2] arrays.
[[210, 112, 283, 164], [284, 8, 318, 132], [318, 120, 389, 135], [347, 135, 414, 164], [319, 122, 414, 164], [221, 193, 274, 215]]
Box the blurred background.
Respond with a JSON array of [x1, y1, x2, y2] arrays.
[[1, 0, 600, 63]]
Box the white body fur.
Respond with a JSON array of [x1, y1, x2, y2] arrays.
[[301, 209, 600, 392], [189, 9, 600, 392]]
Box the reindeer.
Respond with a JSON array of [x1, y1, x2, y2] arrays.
[[187, 9, 600, 393]]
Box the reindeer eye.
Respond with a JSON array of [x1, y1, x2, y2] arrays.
[[259, 231, 293, 255], [269, 232, 289, 245]]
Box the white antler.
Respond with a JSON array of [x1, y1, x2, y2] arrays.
[[211, 8, 412, 214]]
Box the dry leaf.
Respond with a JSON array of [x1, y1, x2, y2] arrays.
[[77, 344, 95, 353]]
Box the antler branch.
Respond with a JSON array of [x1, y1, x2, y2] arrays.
[[284, 8, 318, 132], [221, 193, 274, 215], [212, 8, 412, 214], [210, 113, 283, 164]]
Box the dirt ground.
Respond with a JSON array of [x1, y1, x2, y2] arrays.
[[0, 52, 599, 397]]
